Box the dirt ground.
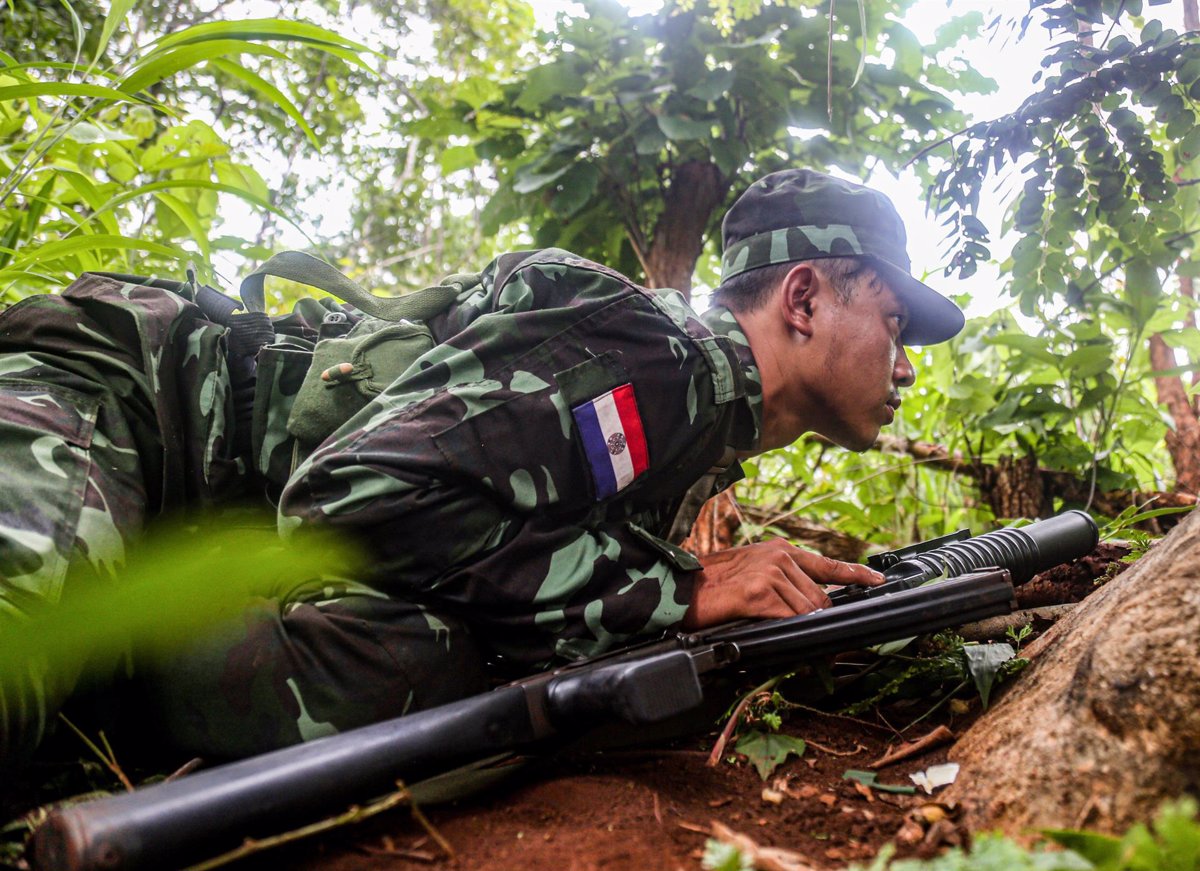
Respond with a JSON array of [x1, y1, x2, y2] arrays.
[[3, 544, 1131, 871]]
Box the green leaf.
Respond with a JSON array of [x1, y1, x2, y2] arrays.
[[95, 0, 136, 63], [549, 162, 599, 216], [842, 770, 917, 795], [73, 179, 294, 237], [635, 125, 667, 156], [456, 76, 503, 110], [513, 162, 572, 194], [0, 82, 153, 105], [685, 68, 735, 101], [153, 192, 211, 262], [119, 40, 287, 95], [1043, 828, 1123, 864], [1180, 127, 1200, 162], [209, 57, 318, 147], [150, 18, 370, 56], [962, 642, 1016, 708], [515, 61, 586, 112], [735, 730, 806, 780], [438, 144, 478, 174], [7, 233, 187, 270], [656, 113, 712, 141], [0, 517, 360, 689], [701, 839, 752, 871]]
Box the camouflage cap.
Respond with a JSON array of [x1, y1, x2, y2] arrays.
[[720, 169, 964, 345]]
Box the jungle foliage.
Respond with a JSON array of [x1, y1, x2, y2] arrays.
[[2, 0, 1198, 550]]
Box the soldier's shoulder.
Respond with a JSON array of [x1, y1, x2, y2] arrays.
[[491, 248, 641, 289]]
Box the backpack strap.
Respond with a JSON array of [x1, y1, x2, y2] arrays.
[[240, 251, 475, 322]]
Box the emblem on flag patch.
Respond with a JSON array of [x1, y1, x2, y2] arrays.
[[572, 383, 649, 500]]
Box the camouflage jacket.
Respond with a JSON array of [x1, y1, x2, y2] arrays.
[[279, 249, 763, 667]]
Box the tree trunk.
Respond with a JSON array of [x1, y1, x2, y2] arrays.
[[642, 160, 726, 297], [680, 489, 741, 556], [812, 433, 1198, 528], [942, 508, 1200, 834], [1149, 330, 1200, 493]]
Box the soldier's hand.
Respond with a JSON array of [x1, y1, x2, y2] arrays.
[[681, 539, 884, 630]]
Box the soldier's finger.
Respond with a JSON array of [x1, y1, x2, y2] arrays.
[[773, 561, 831, 612], [790, 549, 884, 587]]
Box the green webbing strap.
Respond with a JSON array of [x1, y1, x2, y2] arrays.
[[239, 251, 476, 323]]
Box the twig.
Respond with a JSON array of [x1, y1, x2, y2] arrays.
[[165, 758, 204, 783], [870, 725, 955, 768], [180, 781, 448, 871], [803, 738, 865, 757], [58, 714, 134, 793], [410, 799, 455, 859], [900, 680, 970, 735], [780, 702, 902, 737]]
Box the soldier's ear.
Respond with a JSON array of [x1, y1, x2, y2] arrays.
[[779, 264, 817, 337]]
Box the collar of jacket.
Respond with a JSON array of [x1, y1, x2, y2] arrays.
[[700, 304, 762, 453]]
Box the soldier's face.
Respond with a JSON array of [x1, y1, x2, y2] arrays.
[[806, 275, 915, 451]]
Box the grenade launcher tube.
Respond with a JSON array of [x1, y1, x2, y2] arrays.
[[31, 510, 1100, 871], [32, 571, 1018, 871]]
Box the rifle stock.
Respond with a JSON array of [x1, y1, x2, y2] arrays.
[[30, 511, 1098, 871]]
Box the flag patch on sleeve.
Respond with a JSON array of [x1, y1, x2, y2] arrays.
[[571, 383, 650, 500]]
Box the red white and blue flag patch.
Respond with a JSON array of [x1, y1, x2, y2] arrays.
[[572, 383, 650, 500]]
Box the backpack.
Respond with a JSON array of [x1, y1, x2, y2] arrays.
[[229, 251, 482, 489]]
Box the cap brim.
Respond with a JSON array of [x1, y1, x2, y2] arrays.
[[869, 258, 965, 346]]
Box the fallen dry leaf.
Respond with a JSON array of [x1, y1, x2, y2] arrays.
[[709, 821, 823, 871], [851, 781, 875, 803]]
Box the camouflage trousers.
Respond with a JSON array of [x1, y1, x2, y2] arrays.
[[0, 361, 145, 762], [138, 592, 489, 759]]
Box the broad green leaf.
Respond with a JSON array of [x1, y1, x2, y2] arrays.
[[209, 57, 318, 147], [656, 113, 712, 141], [549, 162, 599, 216], [456, 76, 503, 110], [513, 162, 572, 194], [685, 68, 735, 102], [962, 642, 1015, 708], [515, 62, 586, 112], [735, 730, 806, 780], [438, 144, 478, 175]]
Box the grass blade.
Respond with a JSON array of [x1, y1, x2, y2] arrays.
[[209, 57, 318, 147]]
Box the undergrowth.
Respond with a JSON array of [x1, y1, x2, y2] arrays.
[[851, 797, 1200, 871]]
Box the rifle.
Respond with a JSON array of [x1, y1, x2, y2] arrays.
[[31, 510, 1098, 871]]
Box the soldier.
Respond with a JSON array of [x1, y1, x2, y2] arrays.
[[0, 169, 965, 763], [137, 168, 964, 758]]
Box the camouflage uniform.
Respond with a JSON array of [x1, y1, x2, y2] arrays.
[[0, 275, 239, 762], [142, 249, 765, 758]]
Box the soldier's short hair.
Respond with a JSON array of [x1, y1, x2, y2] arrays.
[[711, 256, 872, 313]]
